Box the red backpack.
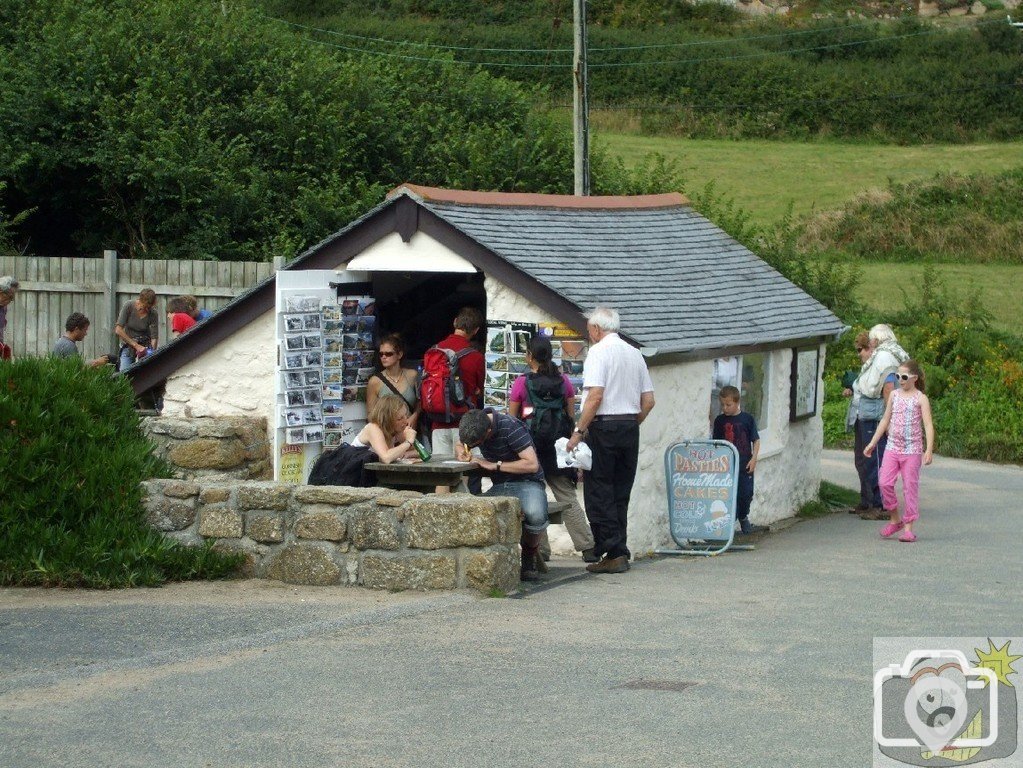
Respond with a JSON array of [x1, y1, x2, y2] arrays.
[[420, 345, 475, 422]]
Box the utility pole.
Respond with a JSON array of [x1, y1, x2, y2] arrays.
[[573, 0, 590, 196]]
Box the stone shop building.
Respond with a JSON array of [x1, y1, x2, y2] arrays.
[[127, 184, 844, 556]]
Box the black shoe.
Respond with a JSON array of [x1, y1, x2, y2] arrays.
[[586, 556, 629, 574], [581, 548, 600, 563]]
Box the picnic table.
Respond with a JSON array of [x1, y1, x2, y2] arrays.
[[364, 455, 476, 492]]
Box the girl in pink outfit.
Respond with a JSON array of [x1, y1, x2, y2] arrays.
[[863, 360, 935, 542]]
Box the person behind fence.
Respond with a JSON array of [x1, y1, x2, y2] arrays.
[[566, 306, 655, 575], [0, 275, 20, 360], [52, 312, 113, 367], [167, 296, 197, 338], [713, 385, 769, 536], [183, 295, 212, 322], [457, 408, 549, 583], [508, 335, 597, 566], [114, 288, 159, 370], [308, 397, 419, 487]]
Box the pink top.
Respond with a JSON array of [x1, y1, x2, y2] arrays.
[[888, 390, 924, 454], [509, 373, 576, 418]]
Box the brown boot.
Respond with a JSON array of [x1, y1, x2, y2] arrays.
[[520, 531, 543, 582]]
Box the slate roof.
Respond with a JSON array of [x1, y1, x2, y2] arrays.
[[124, 184, 843, 394], [399, 185, 844, 356]]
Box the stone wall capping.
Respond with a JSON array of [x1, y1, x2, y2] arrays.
[[141, 479, 518, 593], [376, 491, 422, 507]]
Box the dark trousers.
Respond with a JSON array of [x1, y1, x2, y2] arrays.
[[853, 418, 886, 508], [736, 470, 754, 522], [583, 420, 639, 560]]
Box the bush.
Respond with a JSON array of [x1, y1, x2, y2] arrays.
[[0, 357, 242, 587], [820, 269, 1023, 464], [797, 168, 1023, 264]]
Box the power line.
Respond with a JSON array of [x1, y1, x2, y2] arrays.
[[264, 13, 1001, 58], [264, 15, 568, 54], [274, 14, 1007, 71]]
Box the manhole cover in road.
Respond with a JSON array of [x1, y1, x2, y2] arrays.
[[614, 679, 698, 692]]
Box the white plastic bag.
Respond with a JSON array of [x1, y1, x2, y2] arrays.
[[554, 437, 593, 471]]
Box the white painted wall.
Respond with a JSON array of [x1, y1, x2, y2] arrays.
[[162, 309, 277, 421], [162, 240, 830, 552]]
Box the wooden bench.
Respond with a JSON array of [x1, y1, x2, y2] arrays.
[[547, 501, 570, 525]]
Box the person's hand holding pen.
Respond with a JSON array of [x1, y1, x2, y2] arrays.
[[455, 441, 473, 463]]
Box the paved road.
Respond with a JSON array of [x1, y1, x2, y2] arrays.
[[1, 450, 1021, 767]]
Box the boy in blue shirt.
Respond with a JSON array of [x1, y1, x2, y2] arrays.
[[713, 385, 769, 536]]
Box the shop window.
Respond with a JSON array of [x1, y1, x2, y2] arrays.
[[710, 353, 770, 430]]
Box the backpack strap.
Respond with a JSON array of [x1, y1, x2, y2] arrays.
[[372, 371, 415, 413]]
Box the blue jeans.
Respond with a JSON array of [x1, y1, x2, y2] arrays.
[[854, 418, 886, 508], [119, 346, 136, 372], [483, 480, 549, 534]]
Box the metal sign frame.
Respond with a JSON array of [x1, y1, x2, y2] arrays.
[[656, 439, 754, 556]]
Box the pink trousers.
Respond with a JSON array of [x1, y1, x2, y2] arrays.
[[879, 452, 922, 523]]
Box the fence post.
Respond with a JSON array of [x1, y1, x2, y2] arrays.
[[272, 255, 285, 271], [103, 249, 119, 356]]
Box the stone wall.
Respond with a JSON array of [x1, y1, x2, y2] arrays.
[[143, 416, 272, 481], [141, 480, 522, 593]]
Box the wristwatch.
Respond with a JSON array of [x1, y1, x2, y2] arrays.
[[573, 427, 584, 435], [496, 460, 503, 472]]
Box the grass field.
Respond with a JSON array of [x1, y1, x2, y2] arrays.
[[600, 133, 1023, 332], [599, 133, 1023, 226], [855, 263, 1022, 333]]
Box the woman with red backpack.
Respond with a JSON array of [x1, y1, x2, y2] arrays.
[[508, 336, 597, 567]]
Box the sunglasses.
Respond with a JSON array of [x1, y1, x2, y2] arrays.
[[898, 373, 917, 381], [378, 351, 397, 358], [856, 347, 867, 352]]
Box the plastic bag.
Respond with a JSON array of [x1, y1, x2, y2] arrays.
[[554, 437, 593, 471]]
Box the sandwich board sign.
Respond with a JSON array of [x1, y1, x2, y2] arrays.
[[655, 439, 752, 556]]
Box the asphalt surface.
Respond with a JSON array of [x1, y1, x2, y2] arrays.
[[1, 449, 1021, 768]]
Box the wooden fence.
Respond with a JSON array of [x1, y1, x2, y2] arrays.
[[0, 251, 282, 360]]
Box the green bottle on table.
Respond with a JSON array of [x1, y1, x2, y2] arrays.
[[412, 439, 431, 461]]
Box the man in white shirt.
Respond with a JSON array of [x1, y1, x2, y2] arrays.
[[566, 307, 655, 574]]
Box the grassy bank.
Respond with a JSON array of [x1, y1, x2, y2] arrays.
[[598, 133, 1023, 225]]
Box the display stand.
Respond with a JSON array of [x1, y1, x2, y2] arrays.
[[654, 439, 754, 556], [274, 269, 371, 483], [482, 320, 588, 416]]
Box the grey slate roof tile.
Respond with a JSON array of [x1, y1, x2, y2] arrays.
[[420, 199, 844, 355]]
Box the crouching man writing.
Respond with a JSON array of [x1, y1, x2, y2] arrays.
[[457, 408, 549, 583]]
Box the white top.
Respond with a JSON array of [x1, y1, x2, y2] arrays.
[[582, 332, 654, 415]]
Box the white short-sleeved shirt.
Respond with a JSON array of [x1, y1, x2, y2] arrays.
[[582, 333, 654, 415]]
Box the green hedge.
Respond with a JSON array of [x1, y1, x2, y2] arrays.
[[259, 2, 1023, 143], [0, 358, 241, 587]]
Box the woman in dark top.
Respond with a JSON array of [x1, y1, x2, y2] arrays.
[[114, 289, 159, 370]]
